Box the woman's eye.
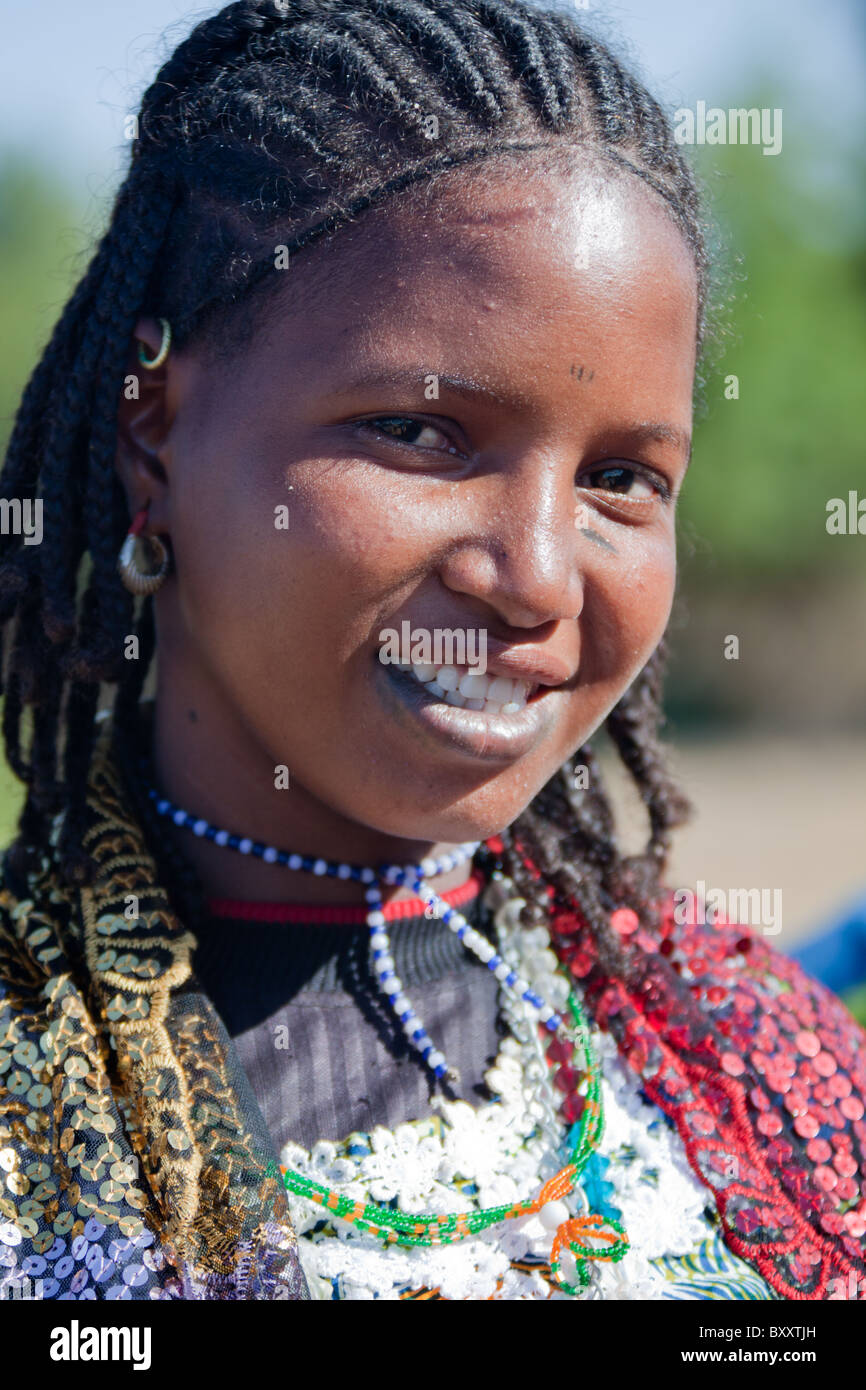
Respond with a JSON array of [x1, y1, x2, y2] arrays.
[[579, 464, 667, 501], [358, 416, 457, 453]]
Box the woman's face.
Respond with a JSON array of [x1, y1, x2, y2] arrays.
[[129, 159, 697, 854]]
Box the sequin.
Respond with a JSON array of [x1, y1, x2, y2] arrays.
[[833, 1150, 859, 1178], [757, 1113, 782, 1137], [766, 1071, 792, 1095], [793, 1113, 820, 1140], [814, 1052, 837, 1078], [828, 1073, 852, 1099], [721, 1052, 745, 1076], [814, 1166, 837, 1192], [785, 1085, 810, 1112]]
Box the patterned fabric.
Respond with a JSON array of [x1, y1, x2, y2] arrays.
[[0, 725, 308, 1300], [0, 721, 864, 1299], [654, 1232, 777, 1300]]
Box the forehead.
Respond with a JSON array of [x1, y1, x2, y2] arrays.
[[251, 154, 698, 403]]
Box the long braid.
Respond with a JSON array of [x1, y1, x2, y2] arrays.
[[1, 0, 707, 956]]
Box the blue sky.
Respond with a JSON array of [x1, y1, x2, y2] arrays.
[[1, 0, 863, 198]]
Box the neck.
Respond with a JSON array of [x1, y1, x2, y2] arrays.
[[145, 690, 476, 907]]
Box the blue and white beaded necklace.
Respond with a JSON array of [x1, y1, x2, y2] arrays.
[[147, 787, 567, 1089]]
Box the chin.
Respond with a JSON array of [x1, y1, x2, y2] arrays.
[[362, 786, 540, 848]]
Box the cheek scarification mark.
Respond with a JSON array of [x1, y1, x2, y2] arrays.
[[577, 526, 618, 555]]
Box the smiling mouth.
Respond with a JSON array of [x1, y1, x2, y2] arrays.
[[378, 658, 561, 763], [394, 661, 539, 715]]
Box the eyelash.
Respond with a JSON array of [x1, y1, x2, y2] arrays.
[[579, 464, 673, 505], [353, 415, 673, 503]]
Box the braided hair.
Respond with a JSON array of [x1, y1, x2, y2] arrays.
[[0, 0, 702, 974]]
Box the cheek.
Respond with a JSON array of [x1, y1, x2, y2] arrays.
[[168, 454, 407, 706], [577, 526, 676, 693]]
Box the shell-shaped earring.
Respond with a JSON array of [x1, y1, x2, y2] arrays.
[[118, 505, 170, 595]]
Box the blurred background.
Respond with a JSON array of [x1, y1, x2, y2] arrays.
[[1, 1, 864, 1009]]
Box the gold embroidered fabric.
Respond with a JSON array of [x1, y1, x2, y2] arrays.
[[0, 721, 309, 1300]]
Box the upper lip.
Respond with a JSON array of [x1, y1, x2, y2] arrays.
[[384, 626, 578, 690], [481, 647, 576, 690]]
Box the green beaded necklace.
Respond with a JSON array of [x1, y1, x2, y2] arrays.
[[280, 987, 629, 1296]]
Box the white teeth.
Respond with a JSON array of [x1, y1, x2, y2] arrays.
[[412, 663, 437, 683], [487, 676, 515, 703], [458, 672, 488, 699], [393, 650, 544, 716], [402, 659, 540, 717]]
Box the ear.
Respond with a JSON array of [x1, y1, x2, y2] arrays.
[[115, 317, 175, 535]]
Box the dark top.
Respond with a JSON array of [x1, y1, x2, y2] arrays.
[[190, 880, 504, 1152]]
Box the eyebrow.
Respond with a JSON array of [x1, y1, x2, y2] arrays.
[[332, 366, 517, 409], [626, 421, 693, 464], [333, 367, 692, 462]]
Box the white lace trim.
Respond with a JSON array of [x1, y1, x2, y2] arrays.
[[278, 900, 718, 1300]]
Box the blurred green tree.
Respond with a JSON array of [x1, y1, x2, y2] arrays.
[[680, 122, 866, 582]]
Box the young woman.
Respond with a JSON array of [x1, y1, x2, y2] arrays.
[[0, 0, 863, 1302]]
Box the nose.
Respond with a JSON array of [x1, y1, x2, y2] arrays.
[[439, 455, 588, 629]]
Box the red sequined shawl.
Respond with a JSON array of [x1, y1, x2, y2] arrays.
[[538, 879, 866, 1300]]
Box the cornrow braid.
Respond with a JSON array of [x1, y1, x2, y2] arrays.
[[498, 643, 691, 982], [1, 0, 704, 963]]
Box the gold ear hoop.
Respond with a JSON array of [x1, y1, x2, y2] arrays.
[[137, 317, 172, 370], [117, 506, 170, 595]]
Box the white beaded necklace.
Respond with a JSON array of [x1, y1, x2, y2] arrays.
[[147, 787, 573, 1089]]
